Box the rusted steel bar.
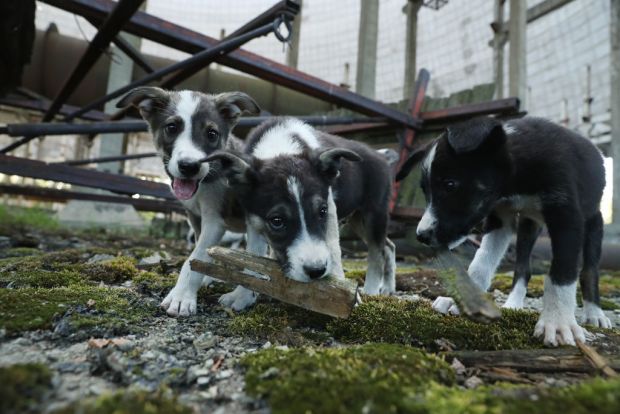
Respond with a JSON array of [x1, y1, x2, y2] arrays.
[[389, 69, 430, 212], [39, 0, 420, 129], [0, 98, 110, 122], [1, 117, 387, 138], [54, 152, 158, 166], [1, 0, 145, 154], [420, 97, 521, 124], [0, 184, 183, 213], [160, 0, 299, 89], [0, 155, 174, 200], [64, 19, 282, 122]]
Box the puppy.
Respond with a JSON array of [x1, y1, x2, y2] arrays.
[[116, 87, 261, 315], [396, 116, 611, 346], [207, 117, 396, 293]]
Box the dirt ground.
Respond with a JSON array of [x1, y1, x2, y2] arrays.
[[1, 210, 620, 414]]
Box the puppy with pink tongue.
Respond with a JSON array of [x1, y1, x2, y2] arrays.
[[117, 87, 263, 316]]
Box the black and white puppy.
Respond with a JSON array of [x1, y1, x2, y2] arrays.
[[396, 116, 611, 346], [116, 87, 261, 315], [208, 117, 396, 293]]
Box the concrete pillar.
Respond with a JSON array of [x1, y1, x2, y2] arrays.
[[611, 0, 620, 226], [286, 0, 302, 68], [403, 0, 423, 99], [97, 32, 140, 174], [355, 0, 379, 98], [508, 0, 527, 108], [491, 0, 507, 99]]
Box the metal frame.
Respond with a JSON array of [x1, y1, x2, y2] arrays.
[[0, 0, 521, 217]]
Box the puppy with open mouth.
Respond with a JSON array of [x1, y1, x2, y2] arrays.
[[117, 87, 261, 316], [396, 116, 611, 346], [208, 117, 396, 294]]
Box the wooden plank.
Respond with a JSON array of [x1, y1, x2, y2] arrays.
[[190, 247, 359, 319]]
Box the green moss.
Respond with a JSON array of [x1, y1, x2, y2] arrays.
[[242, 344, 620, 414], [328, 296, 540, 350], [51, 388, 192, 414], [242, 343, 455, 414], [600, 274, 620, 296], [491, 274, 545, 297], [0, 204, 59, 234], [78, 256, 139, 284], [0, 363, 52, 414], [0, 251, 142, 288], [414, 377, 620, 414], [229, 303, 332, 345], [0, 247, 42, 258], [133, 270, 177, 293], [0, 286, 155, 335]]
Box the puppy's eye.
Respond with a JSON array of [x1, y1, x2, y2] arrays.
[[207, 129, 219, 143], [443, 179, 457, 191], [269, 216, 285, 230], [165, 123, 178, 135], [318, 205, 328, 218]]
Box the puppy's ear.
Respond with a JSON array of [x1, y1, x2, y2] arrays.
[[315, 148, 362, 180], [116, 86, 169, 119], [395, 140, 435, 182], [203, 151, 256, 186], [446, 117, 506, 154], [215, 92, 260, 126]]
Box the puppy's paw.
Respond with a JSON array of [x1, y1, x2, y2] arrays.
[[583, 302, 612, 329], [502, 295, 524, 310], [379, 284, 395, 295], [432, 296, 460, 315], [219, 286, 257, 311], [161, 288, 197, 317], [534, 312, 586, 347]]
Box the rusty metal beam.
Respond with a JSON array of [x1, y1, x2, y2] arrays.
[[39, 0, 419, 129], [420, 97, 521, 124], [1, 0, 145, 154], [1, 116, 387, 138], [0, 184, 183, 213], [390, 68, 430, 211], [0, 97, 111, 121], [64, 19, 282, 122], [0, 154, 174, 200]]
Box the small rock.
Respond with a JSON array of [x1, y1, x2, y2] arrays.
[[0, 236, 11, 249], [216, 369, 233, 380], [262, 341, 272, 349], [450, 358, 466, 375], [142, 351, 156, 360], [194, 333, 217, 350], [139, 252, 169, 266], [464, 376, 483, 389], [86, 254, 115, 264], [197, 376, 211, 386]]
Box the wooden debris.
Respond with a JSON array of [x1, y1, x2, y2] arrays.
[[433, 249, 501, 323], [576, 340, 619, 378], [190, 247, 359, 319], [447, 348, 620, 374]]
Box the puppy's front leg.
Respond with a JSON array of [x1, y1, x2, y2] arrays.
[[433, 219, 512, 315], [218, 222, 266, 311], [534, 206, 585, 346], [161, 220, 225, 317]]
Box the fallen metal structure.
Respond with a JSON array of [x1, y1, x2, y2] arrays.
[[0, 0, 521, 222]]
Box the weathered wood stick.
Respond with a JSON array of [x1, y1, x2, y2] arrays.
[[576, 340, 619, 377], [447, 348, 620, 373], [190, 247, 359, 319], [433, 249, 502, 323]]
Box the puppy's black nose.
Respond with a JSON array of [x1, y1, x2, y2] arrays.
[[416, 230, 432, 245], [304, 265, 327, 280], [178, 159, 200, 177]]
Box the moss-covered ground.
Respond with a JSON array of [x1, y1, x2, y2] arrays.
[[1, 206, 619, 413]]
